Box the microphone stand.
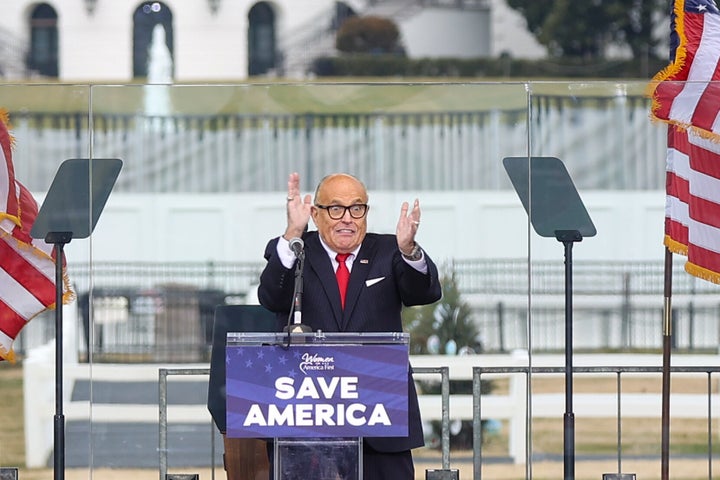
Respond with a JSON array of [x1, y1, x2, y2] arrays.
[[284, 251, 311, 346]]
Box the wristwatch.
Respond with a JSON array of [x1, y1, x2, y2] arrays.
[[401, 242, 423, 261]]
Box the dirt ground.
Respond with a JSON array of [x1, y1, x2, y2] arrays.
[[7, 457, 717, 480]]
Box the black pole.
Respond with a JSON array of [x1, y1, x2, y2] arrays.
[[28, 158, 122, 480], [47, 233, 72, 480], [54, 241, 64, 480], [661, 247, 673, 480], [556, 230, 581, 480]]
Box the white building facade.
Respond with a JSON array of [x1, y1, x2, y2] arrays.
[[0, 0, 545, 82]]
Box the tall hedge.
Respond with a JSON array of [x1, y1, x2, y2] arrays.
[[311, 54, 670, 79]]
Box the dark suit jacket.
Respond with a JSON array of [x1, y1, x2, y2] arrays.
[[257, 231, 442, 452]]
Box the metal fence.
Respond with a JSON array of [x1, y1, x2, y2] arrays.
[[9, 93, 666, 194], [158, 365, 452, 480], [12, 258, 716, 361], [471, 365, 720, 480], [157, 364, 720, 480], [473, 303, 720, 353]]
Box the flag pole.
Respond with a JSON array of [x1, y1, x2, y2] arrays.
[[661, 247, 673, 480]]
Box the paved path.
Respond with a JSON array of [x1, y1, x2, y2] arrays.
[[64, 379, 222, 468]]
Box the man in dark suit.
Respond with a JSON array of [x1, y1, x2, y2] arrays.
[[257, 172, 442, 480]]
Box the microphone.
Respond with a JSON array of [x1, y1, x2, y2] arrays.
[[289, 237, 304, 258], [283, 236, 311, 337]]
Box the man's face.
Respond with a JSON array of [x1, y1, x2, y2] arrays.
[[311, 174, 368, 254]]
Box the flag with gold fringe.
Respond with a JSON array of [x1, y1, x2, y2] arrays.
[[649, 0, 720, 284], [0, 109, 73, 361]]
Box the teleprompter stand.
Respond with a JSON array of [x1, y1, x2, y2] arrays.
[[503, 156, 596, 480], [30, 158, 122, 480]]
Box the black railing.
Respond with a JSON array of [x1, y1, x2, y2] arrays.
[[9, 93, 665, 193], [9, 259, 714, 361]]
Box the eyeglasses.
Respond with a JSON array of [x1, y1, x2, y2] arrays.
[[315, 203, 368, 220]]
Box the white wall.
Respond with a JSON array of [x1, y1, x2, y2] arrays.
[[400, 9, 490, 58], [63, 190, 667, 265]]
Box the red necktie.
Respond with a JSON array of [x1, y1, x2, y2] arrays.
[[335, 253, 350, 309]]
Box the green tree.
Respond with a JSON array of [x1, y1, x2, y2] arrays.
[[403, 271, 482, 355], [506, 0, 667, 59], [403, 270, 491, 449]]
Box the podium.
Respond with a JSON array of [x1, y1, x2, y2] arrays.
[[225, 331, 410, 480], [207, 305, 277, 480]]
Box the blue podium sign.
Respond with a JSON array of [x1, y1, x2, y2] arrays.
[[226, 342, 409, 438]]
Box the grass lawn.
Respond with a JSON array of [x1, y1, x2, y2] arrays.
[[0, 78, 653, 116], [0, 362, 24, 467]]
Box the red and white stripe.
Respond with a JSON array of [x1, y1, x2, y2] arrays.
[[653, 1, 720, 284], [665, 125, 691, 254], [0, 234, 56, 354], [652, 1, 720, 136], [666, 125, 720, 283], [0, 123, 64, 361]]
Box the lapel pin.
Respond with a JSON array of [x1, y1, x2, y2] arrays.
[[360, 259, 369, 264]]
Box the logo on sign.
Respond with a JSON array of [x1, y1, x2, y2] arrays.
[[299, 352, 335, 374]]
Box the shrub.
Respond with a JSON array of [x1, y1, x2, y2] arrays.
[[335, 15, 402, 55]]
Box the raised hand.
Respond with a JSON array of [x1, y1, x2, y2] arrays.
[[396, 198, 421, 254], [283, 172, 312, 240]]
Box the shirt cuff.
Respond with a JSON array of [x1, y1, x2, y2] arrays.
[[402, 251, 428, 274], [276, 236, 296, 269]]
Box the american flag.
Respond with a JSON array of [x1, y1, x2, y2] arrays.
[[650, 0, 720, 283], [0, 110, 72, 361], [651, 0, 720, 134]]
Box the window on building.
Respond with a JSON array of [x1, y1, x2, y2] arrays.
[[248, 2, 276, 76], [28, 3, 58, 78], [133, 1, 174, 79]]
